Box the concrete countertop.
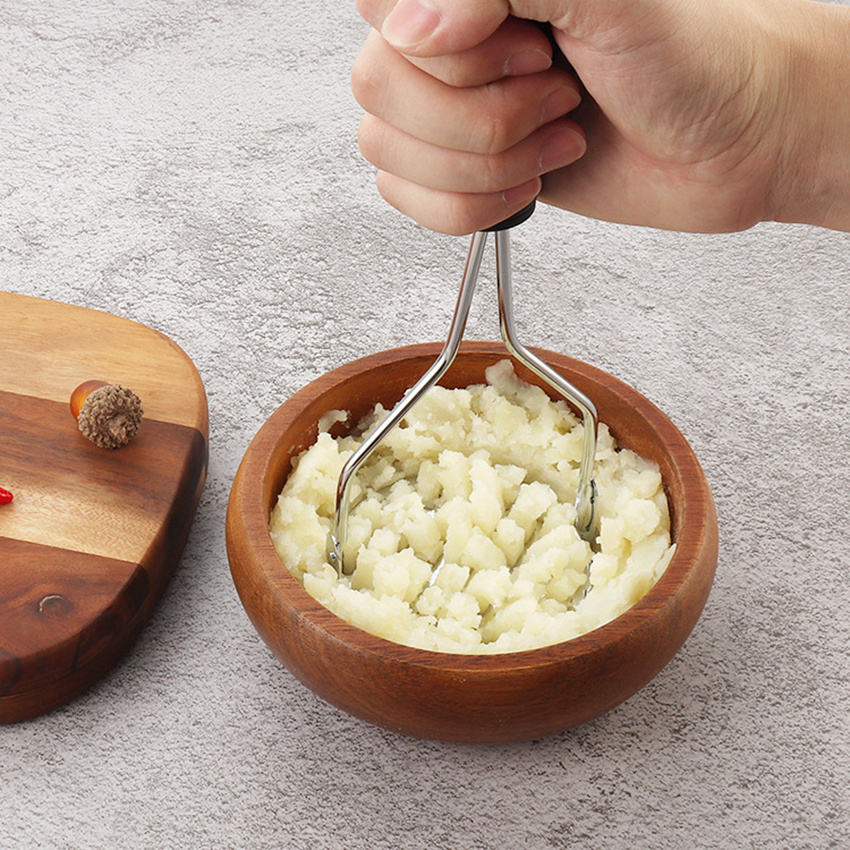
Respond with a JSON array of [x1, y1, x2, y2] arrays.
[[2, 2, 848, 847]]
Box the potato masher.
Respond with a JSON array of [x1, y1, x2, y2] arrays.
[[327, 203, 598, 576]]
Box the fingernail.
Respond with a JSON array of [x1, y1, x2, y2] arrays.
[[504, 48, 551, 77], [382, 0, 441, 50], [540, 87, 580, 124], [539, 127, 586, 172]]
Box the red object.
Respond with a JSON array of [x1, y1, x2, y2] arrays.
[[0, 487, 14, 504]]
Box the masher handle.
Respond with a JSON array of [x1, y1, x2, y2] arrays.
[[483, 200, 536, 232]]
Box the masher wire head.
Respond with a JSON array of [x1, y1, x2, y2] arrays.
[[327, 218, 598, 576]]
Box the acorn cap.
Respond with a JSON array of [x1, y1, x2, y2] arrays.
[[77, 384, 143, 449]]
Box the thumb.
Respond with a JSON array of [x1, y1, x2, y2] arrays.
[[381, 0, 511, 55]]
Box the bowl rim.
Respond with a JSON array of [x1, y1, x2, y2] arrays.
[[227, 341, 717, 672]]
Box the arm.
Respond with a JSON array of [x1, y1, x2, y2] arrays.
[[771, 0, 850, 232]]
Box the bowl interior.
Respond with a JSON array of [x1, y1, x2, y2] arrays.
[[245, 341, 711, 642], [260, 343, 693, 550]]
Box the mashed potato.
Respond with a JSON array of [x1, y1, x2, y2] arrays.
[[270, 360, 675, 654]]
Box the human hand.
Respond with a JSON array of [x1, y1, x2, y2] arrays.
[[352, 0, 850, 234]]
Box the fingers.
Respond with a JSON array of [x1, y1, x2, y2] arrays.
[[375, 172, 542, 235], [357, 0, 511, 56], [352, 30, 580, 155], [405, 16, 554, 87], [362, 117, 585, 233], [358, 11, 554, 86], [353, 0, 587, 234], [359, 115, 585, 194]]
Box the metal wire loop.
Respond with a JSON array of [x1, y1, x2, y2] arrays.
[[327, 229, 598, 576]]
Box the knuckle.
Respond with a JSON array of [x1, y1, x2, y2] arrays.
[[350, 50, 386, 112], [356, 117, 381, 165], [358, 117, 398, 174], [470, 88, 525, 155], [475, 151, 514, 193], [442, 197, 489, 236], [470, 111, 512, 156]]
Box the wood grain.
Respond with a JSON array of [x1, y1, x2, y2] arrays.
[[227, 342, 718, 743], [0, 292, 208, 723], [0, 293, 208, 429]]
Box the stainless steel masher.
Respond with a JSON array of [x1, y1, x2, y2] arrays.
[[327, 203, 598, 576]]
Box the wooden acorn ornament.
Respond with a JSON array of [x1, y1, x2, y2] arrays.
[[70, 380, 143, 449]]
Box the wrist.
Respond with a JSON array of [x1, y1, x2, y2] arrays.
[[769, 0, 850, 231]]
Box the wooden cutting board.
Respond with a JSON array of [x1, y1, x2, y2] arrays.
[[0, 292, 208, 723]]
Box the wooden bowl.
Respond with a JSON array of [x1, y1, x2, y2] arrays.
[[226, 342, 717, 743]]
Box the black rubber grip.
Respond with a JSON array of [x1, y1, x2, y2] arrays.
[[483, 200, 536, 232]]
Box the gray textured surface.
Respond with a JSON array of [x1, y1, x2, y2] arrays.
[[2, 1, 849, 848]]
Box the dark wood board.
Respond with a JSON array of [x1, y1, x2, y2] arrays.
[[0, 292, 208, 722]]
